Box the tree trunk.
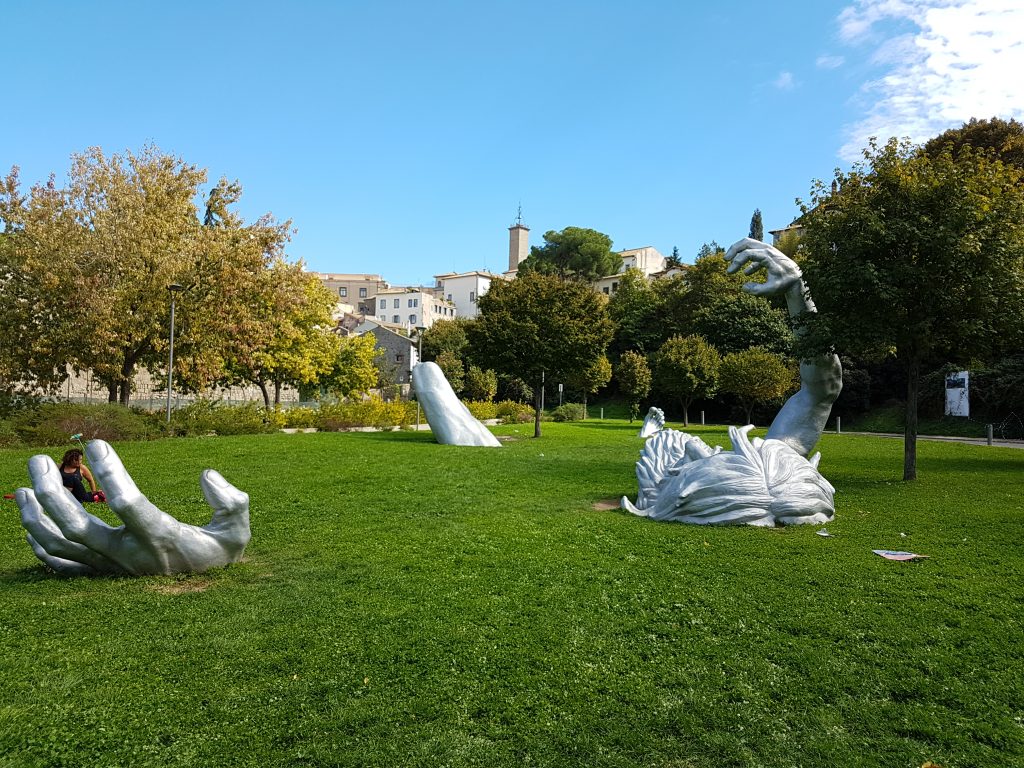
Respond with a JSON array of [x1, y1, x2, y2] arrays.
[[533, 379, 543, 438], [274, 380, 282, 407], [257, 380, 271, 409], [107, 382, 118, 403], [903, 357, 919, 481], [582, 393, 588, 420], [682, 400, 690, 427], [744, 404, 754, 425]]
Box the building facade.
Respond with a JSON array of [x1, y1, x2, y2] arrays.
[[433, 270, 502, 319], [373, 288, 457, 330], [593, 246, 666, 295]]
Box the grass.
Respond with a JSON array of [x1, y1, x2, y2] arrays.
[[839, 405, 993, 439], [0, 421, 1022, 767]]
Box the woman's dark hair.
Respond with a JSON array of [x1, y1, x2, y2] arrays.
[[60, 449, 83, 469]]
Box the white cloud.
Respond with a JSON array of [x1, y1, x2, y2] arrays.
[[836, 0, 1024, 161], [774, 71, 796, 90], [816, 54, 846, 68]]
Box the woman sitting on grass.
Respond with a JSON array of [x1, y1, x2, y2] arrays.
[[59, 449, 102, 503]]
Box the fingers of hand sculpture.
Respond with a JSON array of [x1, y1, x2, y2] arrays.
[[26, 534, 101, 576], [200, 470, 250, 528], [86, 440, 170, 531], [24, 456, 120, 557], [18, 488, 112, 573]]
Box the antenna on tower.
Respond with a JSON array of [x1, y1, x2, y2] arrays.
[[513, 203, 525, 228]]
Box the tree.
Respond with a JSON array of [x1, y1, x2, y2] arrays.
[[652, 335, 721, 426], [719, 347, 797, 425], [799, 137, 1024, 479], [607, 268, 664, 357], [924, 116, 1024, 170], [616, 351, 652, 422], [565, 354, 612, 417], [749, 208, 764, 241], [518, 226, 621, 281], [666, 246, 683, 269], [434, 350, 465, 394], [420, 318, 471, 362], [464, 365, 498, 402], [468, 271, 614, 437], [0, 146, 294, 407], [321, 333, 380, 399]]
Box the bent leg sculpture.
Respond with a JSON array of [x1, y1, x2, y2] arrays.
[[17, 440, 250, 576], [621, 238, 842, 527], [412, 362, 501, 447]]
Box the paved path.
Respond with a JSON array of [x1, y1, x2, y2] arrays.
[[839, 431, 1024, 449]]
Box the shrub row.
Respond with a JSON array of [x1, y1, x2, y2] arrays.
[[0, 397, 541, 448]]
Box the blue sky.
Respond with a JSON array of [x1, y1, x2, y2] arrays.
[[3, 0, 1022, 285]]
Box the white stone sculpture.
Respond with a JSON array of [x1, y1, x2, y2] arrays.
[[621, 238, 843, 527], [639, 407, 665, 438], [412, 361, 501, 447], [17, 439, 250, 575]]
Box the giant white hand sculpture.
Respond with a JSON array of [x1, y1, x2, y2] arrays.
[[412, 362, 502, 447], [17, 439, 250, 576], [621, 238, 842, 527]]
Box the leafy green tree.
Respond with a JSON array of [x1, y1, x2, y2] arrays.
[[799, 137, 1024, 479], [420, 318, 471, 362], [565, 354, 612, 417], [666, 246, 683, 269], [607, 269, 664, 357], [434, 350, 465, 394], [719, 347, 797, 425], [518, 226, 621, 281], [749, 208, 764, 241], [322, 333, 379, 399], [464, 365, 498, 402], [653, 335, 721, 426], [924, 116, 1024, 170], [468, 271, 613, 436], [616, 350, 652, 422]]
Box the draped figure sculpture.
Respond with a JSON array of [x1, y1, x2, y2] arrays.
[[17, 439, 250, 575], [621, 238, 843, 527]]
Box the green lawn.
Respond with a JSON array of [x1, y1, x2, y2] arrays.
[[1, 422, 1021, 767]]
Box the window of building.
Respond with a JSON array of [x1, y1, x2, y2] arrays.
[[379, 314, 386, 321], [469, 291, 476, 303], [612, 282, 619, 293], [602, 287, 610, 295], [447, 294, 453, 301], [396, 354, 404, 363], [413, 298, 418, 307], [339, 287, 348, 298], [359, 287, 368, 298], [409, 314, 417, 325], [393, 315, 400, 323]]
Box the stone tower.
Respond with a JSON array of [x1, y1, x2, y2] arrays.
[[508, 207, 529, 273]]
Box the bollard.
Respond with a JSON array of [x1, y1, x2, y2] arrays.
[[700, 411, 705, 425], [987, 424, 994, 446], [836, 416, 841, 434]]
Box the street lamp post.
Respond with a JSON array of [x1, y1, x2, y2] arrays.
[[165, 283, 184, 422]]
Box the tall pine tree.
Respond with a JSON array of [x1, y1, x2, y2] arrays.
[[748, 208, 764, 241]]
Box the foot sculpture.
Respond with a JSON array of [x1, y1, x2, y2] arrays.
[[639, 407, 665, 438], [17, 440, 250, 576], [412, 362, 501, 447]]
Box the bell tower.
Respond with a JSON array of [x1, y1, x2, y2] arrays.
[[508, 206, 529, 273]]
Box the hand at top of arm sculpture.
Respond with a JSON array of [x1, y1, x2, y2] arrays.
[[16, 440, 250, 576], [723, 238, 842, 457]]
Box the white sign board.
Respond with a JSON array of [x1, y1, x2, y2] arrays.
[[944, 371, 969, 417]]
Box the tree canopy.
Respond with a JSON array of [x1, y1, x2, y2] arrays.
[[518, 226, 621, 282], [653, 334, 721, 426], [800, 136, 1024, 479], [468, 272, 613, 436]]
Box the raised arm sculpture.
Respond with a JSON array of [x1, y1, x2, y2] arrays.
[[621, 238, 842, 527], [17, 439, 250, 575], [412, 361, 502, 447]]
